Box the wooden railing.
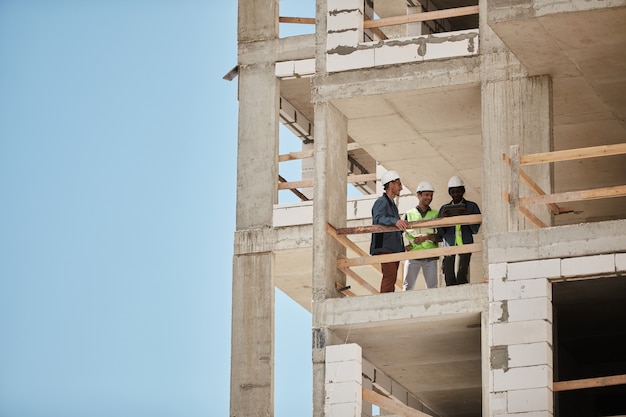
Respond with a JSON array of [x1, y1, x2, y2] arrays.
[[328, 214, 482, 295], [503, 143, 626, 231], [277, 143, 371, 199], [363, 5, 478, 30]]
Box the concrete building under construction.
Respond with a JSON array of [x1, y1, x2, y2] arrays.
[[228, 0, 626, 416]]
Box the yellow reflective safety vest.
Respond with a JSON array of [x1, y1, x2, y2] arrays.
[[404, 207, 439, 251]]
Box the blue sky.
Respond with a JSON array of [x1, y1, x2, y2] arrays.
[[0, 1, 313, 416]]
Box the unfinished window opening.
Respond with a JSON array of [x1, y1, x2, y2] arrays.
[[553, 277, 626, 416]]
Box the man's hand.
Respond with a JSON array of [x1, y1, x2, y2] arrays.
[[396, 219, 409, 230]]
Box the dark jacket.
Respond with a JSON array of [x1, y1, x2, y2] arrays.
[[370, 193, 405, 255], [437, 199, 481, 247]]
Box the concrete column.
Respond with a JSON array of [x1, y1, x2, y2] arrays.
[[482, 75, 553, 237], [231, 0, 279, 415], [311, 100, 349, 417]]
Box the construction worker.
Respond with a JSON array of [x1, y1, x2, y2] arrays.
[[370, 170, 409, 293], [403, 181, 442, 290], [437, 176, 481, 286]]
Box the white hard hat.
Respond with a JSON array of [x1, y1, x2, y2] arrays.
[[381, 170, 400, 186], [415, 181, 434, 193], [447, 175, 465, 188]]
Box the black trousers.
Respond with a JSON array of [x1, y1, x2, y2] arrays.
[[442, 253, 471, 286]]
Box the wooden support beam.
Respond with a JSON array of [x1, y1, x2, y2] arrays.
[[279, 16, 316, 25], [278, 149, 314, 162], [553, 374, 626, 392], [509, 145, 520, 232], [364, 5, 479, 29], [502, 151, 562, 216], [348, 173, 377, 183], [520, 185, 626, 206], [338, 243, 482, 268], [278, 179, 313, 190], [327, 223, 381, 272], [519, 205, 548, 228], [520, 143, 626, 166], [278, 175, 309, 201], [337, 258, 379, 294], [336, 214, 482, 235], [363, 388, 431, 417], [335, 282, 356, 297], [278, 174, 375, 190]]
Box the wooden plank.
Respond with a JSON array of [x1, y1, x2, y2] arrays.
[[335, 282, 356, 297], [327, 223, 381, 272], [520, 185, 626, 206], [336, 214, 482, 235], [519, 206, 548, 228], [553, 374, 626, 392], [278, 149, 314, 162], [509, 145, 520, 232], [364, 5, 479, 29], [279, 16, 316, 25], [278, 174, 376, 189], [278, 179, 313, 190], [348, 173, 377, 183], [347, 142, 363, 151], [503, 150, 573, 215], [519, 169, 561, 215], [338, 262, 379, 294], [520, 143, 626, 166], [363, 388, 431, 417], [278, 175, 309, 201], [337, 243, 482, 268]]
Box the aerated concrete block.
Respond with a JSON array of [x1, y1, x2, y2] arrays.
[[491, 320, 552, 346], [325, 401, 361, 417], [326, 343, 362, 363], [508, 342, 552, 368], [491, 277, 551, 302], [325, 380, 362, 405], [327, 48, 375, 72], [325, 360, 361, 384], [617, 253, 626, 272], [561, 254, 615, 277], [489, 263, 507, 280], [507, 297, 552, 323], [492, 365, 552, 391], [507, 259, 561, 280], [508, 387, 553, 413]]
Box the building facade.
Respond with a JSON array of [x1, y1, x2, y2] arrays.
[[230, 0, 626, 416]]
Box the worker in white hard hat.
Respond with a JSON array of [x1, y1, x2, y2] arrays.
[[370, 170, 409, 293], [437, 175, 481, 286], [402, 181, 442, 290]]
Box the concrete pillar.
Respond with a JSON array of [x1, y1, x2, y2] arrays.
[[231, 0, 279, 416], [311, 100, 349, 417]]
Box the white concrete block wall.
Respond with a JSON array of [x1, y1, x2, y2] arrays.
[[327, 47, 375, 72], [489, 259, 554, 416], [325, 344, 362, 417]]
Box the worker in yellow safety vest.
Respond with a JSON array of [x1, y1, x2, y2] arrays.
[[437, 176, 481, 286], [402, 181, 442, 290]]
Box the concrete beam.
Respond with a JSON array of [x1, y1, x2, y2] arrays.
[[487, 219, 626, 263]]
